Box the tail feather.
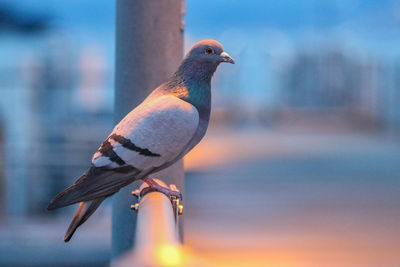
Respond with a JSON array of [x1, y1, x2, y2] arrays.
[[63, 197, 105, 242], [47, 170, 88, 211]]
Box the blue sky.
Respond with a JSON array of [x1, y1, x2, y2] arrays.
[[2, 0, 400, 61], [4, 0, 400, 40]]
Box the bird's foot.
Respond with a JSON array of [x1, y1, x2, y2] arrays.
[[142, 177, 182, 200]]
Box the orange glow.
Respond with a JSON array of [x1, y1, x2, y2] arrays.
[[156, 244, 183, 266], [184, 128, 302, 171]]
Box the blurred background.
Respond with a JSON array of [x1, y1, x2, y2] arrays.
[[0, 0, 400, 266]]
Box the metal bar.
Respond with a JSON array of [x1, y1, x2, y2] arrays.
[[114, 180, 182, 267], [112, 0, 185, 259]]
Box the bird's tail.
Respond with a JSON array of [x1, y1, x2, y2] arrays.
[[63, 197, 105, 242]]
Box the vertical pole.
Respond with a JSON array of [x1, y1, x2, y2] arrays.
[[112, 0, 184, 259]]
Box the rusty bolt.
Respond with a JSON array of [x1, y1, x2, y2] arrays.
[[178, 204, 183, 215], [130, 203, 139, 211]]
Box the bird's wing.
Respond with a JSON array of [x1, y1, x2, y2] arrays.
[[93, 94, 199, 171], [47, 165, 139, 209]]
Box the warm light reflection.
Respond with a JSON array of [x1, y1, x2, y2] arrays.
[[156, 243, 183, 267], [184, 128, 307, 171]]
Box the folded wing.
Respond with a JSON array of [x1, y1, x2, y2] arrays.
[[48, 95, 199, 209], [92, 94, 199, 171]]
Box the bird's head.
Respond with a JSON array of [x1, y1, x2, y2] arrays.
[[175, 40, 234, 84], [185, 39, 235, 65]]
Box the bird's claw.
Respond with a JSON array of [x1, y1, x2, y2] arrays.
[[141, 177, 183, 201], [169, 190, 183, 201]]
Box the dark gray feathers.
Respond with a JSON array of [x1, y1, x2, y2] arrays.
[[63, 197, 105, 242], [47, 165, 139, 210]]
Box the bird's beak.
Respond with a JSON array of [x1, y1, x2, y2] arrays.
[[220, 51, 235, 64]]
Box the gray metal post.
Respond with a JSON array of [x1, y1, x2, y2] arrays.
[[112, 0, 184, 259]]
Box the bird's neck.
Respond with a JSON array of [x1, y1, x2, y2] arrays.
[[167, 58, 215, 110], [174, 57, 217, 87]]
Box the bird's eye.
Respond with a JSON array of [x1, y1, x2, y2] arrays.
[[205, 47, 213, 54]]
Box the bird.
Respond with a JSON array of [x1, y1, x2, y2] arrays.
[[47, 40, 234, 242]]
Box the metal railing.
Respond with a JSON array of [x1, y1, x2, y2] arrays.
[[114, 179, 185, 266]]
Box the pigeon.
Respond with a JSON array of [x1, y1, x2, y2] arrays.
[[47, 40, 234, 242]]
